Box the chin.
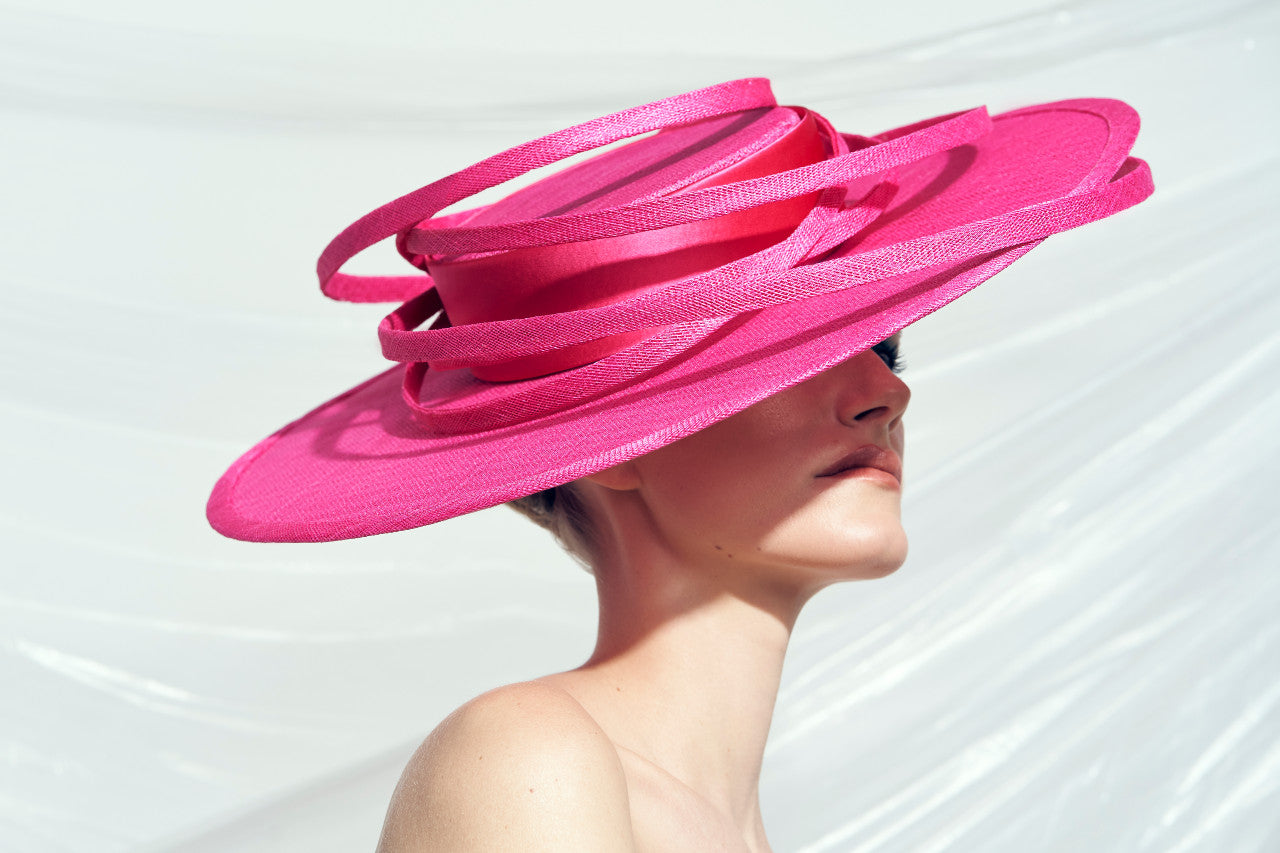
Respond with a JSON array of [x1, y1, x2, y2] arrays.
[[774, 516, 909, 588], [841, 522, 909, 580]]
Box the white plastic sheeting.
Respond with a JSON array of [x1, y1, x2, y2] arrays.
[[2, 0, 1277, 850]]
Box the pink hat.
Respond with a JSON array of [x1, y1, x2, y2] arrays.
[[207, 78, 1153, 543]]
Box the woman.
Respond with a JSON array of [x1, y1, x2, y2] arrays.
[[207, 79, 1151, 850]]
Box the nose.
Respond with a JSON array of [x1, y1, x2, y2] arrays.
[[836, 348, 911, 431]]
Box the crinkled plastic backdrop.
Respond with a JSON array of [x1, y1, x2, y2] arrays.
[[2, 1, 1277, 850]]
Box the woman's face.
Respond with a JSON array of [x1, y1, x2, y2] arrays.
[[603, 335, 911, 593]]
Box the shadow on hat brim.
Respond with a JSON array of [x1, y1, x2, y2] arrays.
[[208, 99, 1147, 543]]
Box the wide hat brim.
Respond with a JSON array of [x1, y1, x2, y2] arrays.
[[208, 90, 1151, 543]]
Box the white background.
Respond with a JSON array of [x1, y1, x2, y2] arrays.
[[2, 0, 1278, 850]]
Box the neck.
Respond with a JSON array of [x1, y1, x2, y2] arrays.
[[561, 526, 814, 842]]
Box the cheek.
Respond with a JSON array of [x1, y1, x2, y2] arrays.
[[639, 449, 799, 546], [634, 414, 817, 550]]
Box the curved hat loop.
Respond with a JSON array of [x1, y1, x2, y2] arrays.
[[389, 155, 1152, 372], [401, 107, 991, 257], [316, 78, 779, 304]]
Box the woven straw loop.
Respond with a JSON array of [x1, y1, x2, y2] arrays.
[[402, 106, 992, 257], [315, 78, 779, 304], [381, 157, 1153, 371]]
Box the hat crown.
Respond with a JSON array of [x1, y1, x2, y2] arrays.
[[420, 107, 829, 381]]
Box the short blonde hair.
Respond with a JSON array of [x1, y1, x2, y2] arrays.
[[507, 483, 597, 572]]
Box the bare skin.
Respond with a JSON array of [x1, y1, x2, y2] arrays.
[[376, 341, 910, 852]]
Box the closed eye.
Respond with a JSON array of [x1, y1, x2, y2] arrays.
[[872, 334, 905, 375]]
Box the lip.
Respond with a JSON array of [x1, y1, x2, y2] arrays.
[[816, 445, 903, 486]]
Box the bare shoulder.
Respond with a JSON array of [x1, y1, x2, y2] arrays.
[[374, 680, 635, 852]]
